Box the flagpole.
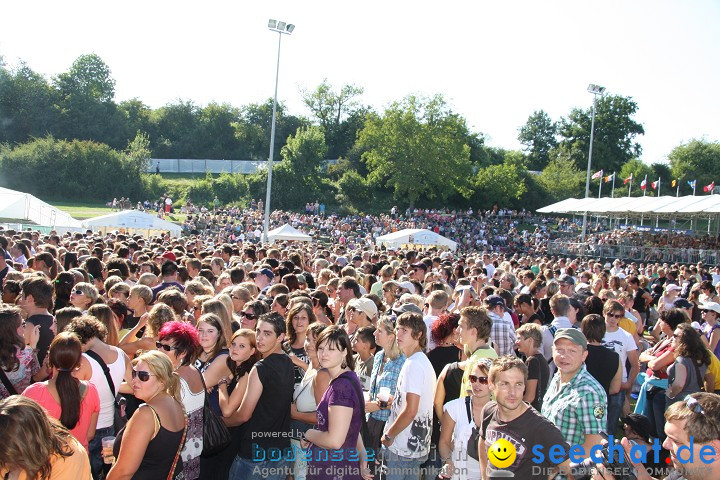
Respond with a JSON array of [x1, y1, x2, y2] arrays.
[[628, 177, 632, 197], [676, 181, 680, 197], [611, 173, 615, 198], [693, 182, 697, 196], [658, 178, 661, 197], [598, 179, 602, 199], [643, 175, 647, 197]]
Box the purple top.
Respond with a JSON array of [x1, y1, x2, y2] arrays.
[[308, 371, 364, 480], [702, 323, 720, 358]]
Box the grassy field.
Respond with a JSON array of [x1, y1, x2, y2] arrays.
[[47, 201, 113, 220]]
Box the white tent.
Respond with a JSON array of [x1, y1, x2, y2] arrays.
[[267, 224, 312, 243], [375, 228, 457, 252], [82, 210, 182, 237], [538, 195, 720, 217], [0, 187, 82, 229]]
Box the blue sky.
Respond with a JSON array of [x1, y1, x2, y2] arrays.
[[1, 0, 718, 165]]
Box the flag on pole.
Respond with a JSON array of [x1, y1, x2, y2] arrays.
[[592, 170, 603, 180], [651, 179, 659, 190], [604, 173, 615, 183], [704, 181, 715, 193], [624, 174, 633, 185], [640, 177, 647, 190], [671, 179, 677, 188], [688, 180, 696, 189]]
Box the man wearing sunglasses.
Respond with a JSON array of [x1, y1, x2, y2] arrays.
[[602, 300, 640, 435]]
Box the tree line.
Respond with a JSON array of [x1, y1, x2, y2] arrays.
[[0, 53, 718, 212]]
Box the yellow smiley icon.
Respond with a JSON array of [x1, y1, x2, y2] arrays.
[[488, 438, 516, 469]]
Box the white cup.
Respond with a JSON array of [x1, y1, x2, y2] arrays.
[[378, 387, 391, 407]]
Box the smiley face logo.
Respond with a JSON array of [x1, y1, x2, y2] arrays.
[[488, 438, 516, 469]]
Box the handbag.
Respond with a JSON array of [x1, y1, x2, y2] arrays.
[[85, 350, 127, 431], [195, 366, 231, 457], [167, 411, 188, 480], [465, 396, 481, 461]]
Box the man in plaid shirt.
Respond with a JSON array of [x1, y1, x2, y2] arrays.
[[541, 328, 607, 453], [485, 295, 517, 356]]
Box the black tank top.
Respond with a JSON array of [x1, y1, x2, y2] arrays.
[[113, 404, 185, 480]]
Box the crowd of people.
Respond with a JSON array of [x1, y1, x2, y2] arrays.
[[0, 223, 719, 480]]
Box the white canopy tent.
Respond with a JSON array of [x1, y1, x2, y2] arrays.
[[267, 224, 312, 243], [82, 210, 182, 237], [538, 195, 720, 218], [375, 228, 457, 252], [0, 187, 82, 230]]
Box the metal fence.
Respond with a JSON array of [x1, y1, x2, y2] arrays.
[[547, 241, 719, 265], [147, 158, 340, 174]]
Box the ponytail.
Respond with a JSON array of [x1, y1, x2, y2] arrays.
[[48, 333, 83, 429]]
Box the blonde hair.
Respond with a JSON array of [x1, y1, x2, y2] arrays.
[[377, 315, 402, 360], [74, 282, 99, 307], [202, 298, 233, 345], [88, 304, 119, 346], [130, 284, 153, 305], [132, 350, 182, 403], [147, 303, 175, 338]]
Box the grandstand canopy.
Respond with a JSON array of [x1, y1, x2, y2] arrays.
[[538, 195, 720, 218]]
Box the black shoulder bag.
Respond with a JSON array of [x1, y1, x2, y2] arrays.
[[195, 366, 231, 457], [85, 349, 127, 431], [466, 396, 481, 461]]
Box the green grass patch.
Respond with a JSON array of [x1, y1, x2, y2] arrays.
[[44, 200, 112, 220]]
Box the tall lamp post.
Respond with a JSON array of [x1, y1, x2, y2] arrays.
[[263, 19, 295, 244], [581, 83, 606, 254]]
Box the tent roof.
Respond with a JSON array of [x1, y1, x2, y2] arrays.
[[375, 228, 457, 251], [81, 210, 181, 236], [267, 224, 312, 242], [0, 187, 81, 228], [538, 195, 720, 216]]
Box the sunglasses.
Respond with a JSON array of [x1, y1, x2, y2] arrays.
[[241, 312, 257, 320], [73, 289, 85, 295], [685, 396, 706, 414], [469, 375, 488, 385], [156, 341, 179, 352], [131, 370, 155, 382], [606, 313, 624, 319]]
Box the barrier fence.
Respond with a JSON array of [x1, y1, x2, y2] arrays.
[[547, 241, 719, 266]]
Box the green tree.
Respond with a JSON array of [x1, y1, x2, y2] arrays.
[[0, 62, 59, 144], [668, 139, 720, 194], [556, 94, 644, 173], [518, 110, 557, 171], [358, 94, 472, 208], [302, 80, 365, 158], [618, 158, 654, 196], [336, 169, 372, 211], [150, 100, 201, 158], [280, 125, 328, 180], [471, 152, 528, 209], [538, 153, 584, 202]]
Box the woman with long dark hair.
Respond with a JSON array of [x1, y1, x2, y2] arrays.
[[0, 396, 91, 479], [53, 271, 76, 313], [23, 332, 100, 450], [667, 323, 713, 407], [0, 306, 40, 399]]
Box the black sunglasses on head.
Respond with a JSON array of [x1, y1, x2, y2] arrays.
[[73, 289, 85, 295], [156, 341, 179, 352]]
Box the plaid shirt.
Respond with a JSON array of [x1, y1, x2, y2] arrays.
[[368, 350, 406, 422], [541, 365, 608, 446], [489, 312, 517, 357]]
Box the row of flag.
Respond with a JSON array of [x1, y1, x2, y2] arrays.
[[591, 170, 715, 192]]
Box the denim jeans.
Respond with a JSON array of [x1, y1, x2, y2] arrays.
[[383, 452, 427, 480], [89, 426, 114, 480], [229, 455, 289, 480], [606, 392, 625, 435], [647, 388, 667, 442]]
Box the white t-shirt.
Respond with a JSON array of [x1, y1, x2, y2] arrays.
[[444, 397, 482, 480], [385, 351, 436, 458], [423, 314, 438, 352], [85, 346, 126, 429], [602, 328, 637, 383]]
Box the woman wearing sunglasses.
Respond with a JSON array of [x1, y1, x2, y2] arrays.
[[107, 351, 187, 480], [70, 282, 99, 313], [157, 321, 204, 480], [239, 300, 268, 331], [438, 358, 491, 480]]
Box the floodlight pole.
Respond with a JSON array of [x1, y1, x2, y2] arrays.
[[581, 84, 604, 255], [263, 20, 293, 244]]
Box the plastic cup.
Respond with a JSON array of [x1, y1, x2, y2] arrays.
[[378, 387, 391, 408], [102, 436, 115, 464]]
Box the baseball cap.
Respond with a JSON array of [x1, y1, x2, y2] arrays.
[[336, 256, 348, 267], [673, 298, 693, 309], [621, 414, 652, 441], [392, 303, 423, 315], [252, 267, 275, 280], [665, 284, 681, 292], [397, 281, 416, 293], [557, 274, 575, 285], [485, 295, 506, 310], [411, 262, 428, 271], [348, 298, 378, 319], [700, 301, 720, 314], [553, 328, 588, 350], [161, 251, 177, 262]]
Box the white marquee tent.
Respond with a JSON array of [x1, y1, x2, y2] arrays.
[[538, 195, 720, 218], [82, 210, 182, 237], [375, 228, 458, 252], [0, 187, 82, 229], [267, 224, 312, 243]]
